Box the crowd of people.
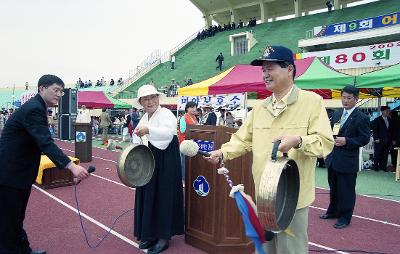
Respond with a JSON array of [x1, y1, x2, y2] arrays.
[[196, 17, 257, 41], [76, 77, 124, 89], [159, 78, 193, 97]]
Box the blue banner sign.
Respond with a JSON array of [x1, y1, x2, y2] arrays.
[[193, 139, 214, 153], [315, 12, 399, 37]]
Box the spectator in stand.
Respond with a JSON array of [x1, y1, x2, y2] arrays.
[[96, 80, 101, 87], [186, 78, 193, 86], [231, 21, 236, 29], [101, 77, 105, 86], [171, 55, 176, 70], [168, 79, 177, 97], [110, 79, 115, 86], [326, 1, 333, 12], [215, 52, 224, 71], [238, 19, 243, 28], [25, 82, 29, 90]]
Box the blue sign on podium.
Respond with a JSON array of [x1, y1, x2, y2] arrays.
[[76, 131, 86, 142], [193, 175, 210, 197]]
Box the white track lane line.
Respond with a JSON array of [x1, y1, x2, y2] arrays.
[[32, 185, 145, 252], [316, 186, 400, 204], [33, 186, 349, 254], [309, 242, 349, 254], [59, 148, 134, 190], [60, 147, 117, 163], [91, 174, 135, 190], [310, 205, 400, 228]]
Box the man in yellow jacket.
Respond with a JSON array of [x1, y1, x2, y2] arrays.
[[206, 45, 334, 254]]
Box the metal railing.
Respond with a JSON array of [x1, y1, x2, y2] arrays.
[[111, 28, 203, 97]]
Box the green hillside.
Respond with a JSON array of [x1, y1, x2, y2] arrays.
[[118, 0, 399, 99]]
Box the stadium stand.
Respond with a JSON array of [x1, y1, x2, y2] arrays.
[[117, 0, 399, 99]]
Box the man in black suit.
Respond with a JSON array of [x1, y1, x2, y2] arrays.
[[0, 75, 90, 254], [372, 106, 392, 171], [321, 86, 370, 229], [201, 104, 217, 125]]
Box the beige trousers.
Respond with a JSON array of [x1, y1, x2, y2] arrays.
[[260, 207, 309, 254]]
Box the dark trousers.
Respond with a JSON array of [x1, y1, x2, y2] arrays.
[[326, 167, 357, 224], [216, 61, 222, 71], [390, 146, 397, 167], [373, 143, 389, 170], [0, 185, 32, 254]]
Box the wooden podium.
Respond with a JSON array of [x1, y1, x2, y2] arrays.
[[185, 125, 255, 254]]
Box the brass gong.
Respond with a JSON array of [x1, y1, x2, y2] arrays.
[[117, 144, 155, 187], [257, 141, 300, 232]]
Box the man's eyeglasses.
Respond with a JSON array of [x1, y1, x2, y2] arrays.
[[46, 87, 65, 96]]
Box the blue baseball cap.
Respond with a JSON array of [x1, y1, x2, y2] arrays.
[[251, 45, 294, 66]]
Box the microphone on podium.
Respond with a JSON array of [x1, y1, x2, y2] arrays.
[[180, 140, 210, 157]]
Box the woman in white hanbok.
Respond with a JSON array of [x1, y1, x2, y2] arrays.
[[131, 85, 184, 254]]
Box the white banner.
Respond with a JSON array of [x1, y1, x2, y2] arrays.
[[301, 41, 400, 69], [177, 93, 245, 111]]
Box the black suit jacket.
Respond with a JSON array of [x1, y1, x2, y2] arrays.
[[0, 94, 71, 189], [372, 115, 392, 145], [325, 108, 370, 173], [204, 112, 217, 126]]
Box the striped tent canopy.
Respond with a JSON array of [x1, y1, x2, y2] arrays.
[[355, 63, 400, 98], [178, 58, 355, 99]]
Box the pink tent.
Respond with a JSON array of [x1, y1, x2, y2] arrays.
[[78, 91, 114, 109]]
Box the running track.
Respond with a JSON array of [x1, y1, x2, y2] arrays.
[[24, 140, 399, 254]]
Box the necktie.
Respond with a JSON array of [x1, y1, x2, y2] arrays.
[[340, 110, 348, 127], [383, 117, 389, 128]]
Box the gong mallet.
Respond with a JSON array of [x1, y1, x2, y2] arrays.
[[180, 140, 210, 157]]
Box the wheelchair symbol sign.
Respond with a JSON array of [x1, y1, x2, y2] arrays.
[[76, 131, 86, 142]]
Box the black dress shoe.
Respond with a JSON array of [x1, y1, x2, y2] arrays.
[[319, 213, 336, 219], [138, 239, 157, 249], [30, 250, 46, 254], [334, 221, 349, 229], [147, 239, 169, 254]]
